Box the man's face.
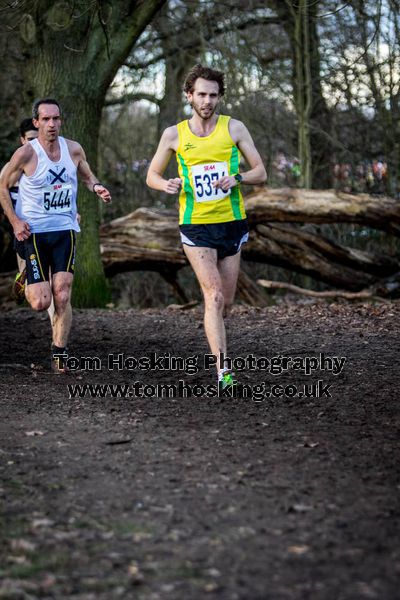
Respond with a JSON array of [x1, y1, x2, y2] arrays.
[[33, 103, 62, 142], [187, 78, 220, 121], [20, 129, 38, 145]]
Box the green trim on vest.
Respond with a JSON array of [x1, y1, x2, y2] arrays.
[[178, 153, 194, 224], [229, 145, 242, 220]]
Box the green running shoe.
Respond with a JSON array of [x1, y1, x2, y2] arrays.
[[218, 371, 238, 397]]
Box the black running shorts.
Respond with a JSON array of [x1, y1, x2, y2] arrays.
[[24, 230, 76, 284], [14, 239, 26, 261], [179, 219, 249, 259]]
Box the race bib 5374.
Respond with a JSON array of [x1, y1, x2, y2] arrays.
[[191, 162, 231, 202]]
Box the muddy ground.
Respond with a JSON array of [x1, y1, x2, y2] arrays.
[[0, 301, 399, 600]]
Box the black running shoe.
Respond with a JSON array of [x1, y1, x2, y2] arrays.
[[51, 344, 69, 373]]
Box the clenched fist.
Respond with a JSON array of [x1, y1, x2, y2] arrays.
[[164, 178, 182, 194]]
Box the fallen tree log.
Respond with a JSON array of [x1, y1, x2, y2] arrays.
[[237, 269, 269, 307], [100, 209, 184, 277], [258, 277, 400, 300], [100, 209, 270, 306], [258, 279, 375, 300], [3, 188, 399, 307], [246, 188, 400, 236], [245, 223, 398, 291], [99, 207, 399, 293]]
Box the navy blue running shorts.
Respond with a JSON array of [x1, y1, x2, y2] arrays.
[[24, 230, 76, 284], [179, 219, 249, 259]]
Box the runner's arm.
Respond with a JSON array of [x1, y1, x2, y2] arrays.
[[0, 148, 31, 240], [214, 120, 267, 191], [146, 127, 182, 194], [235, 121, 267, 184], [74, 143, 112, 203]]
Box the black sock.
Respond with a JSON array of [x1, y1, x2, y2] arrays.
[[51, 344, 68, 356]]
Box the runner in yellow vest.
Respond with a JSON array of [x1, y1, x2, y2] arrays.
[[147, 64, 267, 392]]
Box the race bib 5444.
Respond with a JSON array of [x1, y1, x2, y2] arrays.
[[43, 183, 72, 213]]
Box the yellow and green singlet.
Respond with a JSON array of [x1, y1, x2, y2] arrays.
[[176, 115, 246, 225]]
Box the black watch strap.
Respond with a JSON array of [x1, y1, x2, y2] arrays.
[[234, 173, 243, 183]]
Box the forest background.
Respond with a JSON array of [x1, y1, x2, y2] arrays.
[[0, 0, 399, 308]]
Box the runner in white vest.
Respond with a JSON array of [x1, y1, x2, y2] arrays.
[[0, 98, 111, 372]]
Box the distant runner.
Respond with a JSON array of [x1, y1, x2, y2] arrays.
[[0, 118, 38, 300]]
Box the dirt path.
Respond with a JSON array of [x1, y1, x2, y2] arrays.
[[1, 302, 399, 599]]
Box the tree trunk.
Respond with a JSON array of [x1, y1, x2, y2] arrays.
[[294, 0, 312, 188], [0, 11, 27, 168], [155, 1, 203, 139], [276, 1, 333, 188], [65, 101, 109, 307], [4, 0, 166, 307], [353, 0, 399, 196]]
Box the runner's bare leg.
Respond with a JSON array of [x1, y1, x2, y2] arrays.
[[184, 246, 241, 373], [51, 271, 73, 347], [25, 281, 52, 312], [218, 251, 241, 317]]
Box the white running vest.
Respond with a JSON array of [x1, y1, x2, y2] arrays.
[[16, 136, 80, 233]]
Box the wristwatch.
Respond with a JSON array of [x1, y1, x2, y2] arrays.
[[234, 173, 243, 184]]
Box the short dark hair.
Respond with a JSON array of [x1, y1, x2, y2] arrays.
[[19, 118, 38, 138], [32, 97, 61, 120], [183, 64, 225, 96]]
